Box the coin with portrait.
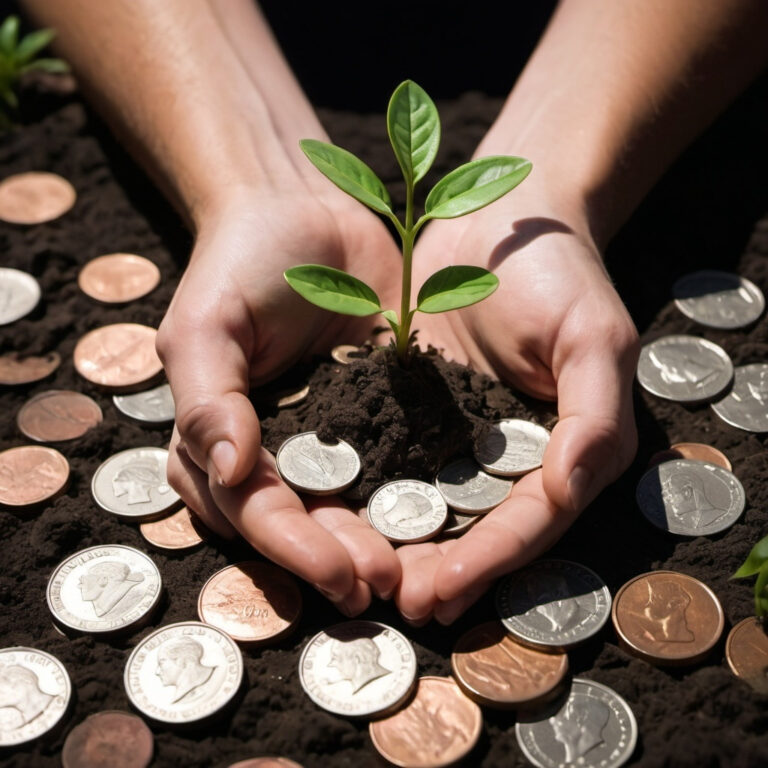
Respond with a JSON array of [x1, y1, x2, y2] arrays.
[[367, 479, 447, 543], [474, 418, 550, 476], [276, 431, 360, 495]]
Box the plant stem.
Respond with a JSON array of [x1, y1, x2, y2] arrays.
[[396, 180, 415, 361]]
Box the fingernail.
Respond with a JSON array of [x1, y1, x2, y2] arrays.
[[400, 612, 430, 627], [568, 466, 594, 512], [314, 584, 346, 603], [208, 440, 237, 487], [374, 585, 396, 601]]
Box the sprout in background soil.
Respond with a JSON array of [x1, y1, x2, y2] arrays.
[[732, 533, 768, 617], [284, 79, 531, 363]]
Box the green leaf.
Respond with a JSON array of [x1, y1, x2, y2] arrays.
[[20, 58, 70, 75], [15, 28, 55, 64], [387, 79, 440, 186], [0, 85, 17, 109], [416, 266, 499, 314], [733, 534, 768, 578], [284, 264, 382, 317], [0, 17, 19, 57], [755, 562, 768, 617], [299, 138, 392, 216], [381, 309, 399, 336], [424, 156, 532, 219]]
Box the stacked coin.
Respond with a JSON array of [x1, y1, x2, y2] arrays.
[[647, 442, 731, 472], [435, 457, 513, 514]]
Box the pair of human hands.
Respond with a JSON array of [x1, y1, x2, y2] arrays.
[[156, 182, 639, 624]]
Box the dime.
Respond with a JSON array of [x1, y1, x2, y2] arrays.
[[17, 389, 103, 442], [474, 418, 550, 477], [0, 646, 71, 746], [441, 509, 480, 537], [515, 678, 637, 768], [0, 351, 60, 385], [496, 560, 612, 651], [331, 344, 363, 365], [636, 335, 733, 403], [299, 620, 417, 718], [451, 622, 568, 709], [74, 323, 162, 390], [725, 617, 768, 694], [113, 383, 175, 425], [0, 267, 41, 325], [711, 363, 768, 432], [367, 479, 447, 543], [276, 432, 361, 495], [228, 759, 304, 768], [369, 676, 482, 768], [668, 442, 732, 471], [636, 459, 745, 536], [0, 171, 76, 224], [140, 506, 206, 550], [612, 570, 724, 666], [673, 270, 765, 329], [47, 545, 162, 635], [197, 561, 302, 646], [78, 253, 161, 303], [92, 446, 180, 521], [436, 457, 513, 514], [61, 710, 153, 768], [124, 621, 243, 724], [0, 445, 69, 508]]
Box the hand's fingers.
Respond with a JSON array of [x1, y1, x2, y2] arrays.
[[335, 578, 372, 617], [395, 541, 453, 623], [433, 580, 490, 626]]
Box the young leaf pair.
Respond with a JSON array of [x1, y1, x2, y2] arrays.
[[732, 533, 768, 617], [284, 79, 531, 361]]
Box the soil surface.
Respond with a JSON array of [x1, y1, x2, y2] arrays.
[[1, 3, 768, 767]]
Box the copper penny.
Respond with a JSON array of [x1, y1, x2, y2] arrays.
[[139, 506, 207, 550], [647, 449, 686, 469], [612, 570, 724, 666], [669, 442, 732, 471], [0, 351, 61, 385], [61, 710, 153, 768], [451, 621, 568, 709], [78, 253, 161, 303], [74, 323, 162, 390], [369, 676, 482, 768], [0, 171, 76, 224], [726, 617, 768, 694], [0, 445, 69, 507], [198, 561, 302, 646], [17, 390, 103, 442], [228, 760, 304, 768]]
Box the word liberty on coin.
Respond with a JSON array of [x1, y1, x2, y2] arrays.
[[367, 480, 447, 543], [276, 432, 360, 495], [474, 418, 550, 476], [673, 270, 765, 329]]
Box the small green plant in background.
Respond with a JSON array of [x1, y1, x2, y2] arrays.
[[732, 533, 768, 617], [284, 80, 531, 363]]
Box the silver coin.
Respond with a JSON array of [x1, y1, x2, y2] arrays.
[[711, 363, 768, 432], [0, 646, 71, 746], [0, 267, 41, 325], [124, 621, 243, 724], [331, 344, 363, 364], [516, 678, 637, 768], [474, 419, 550, 477], [92, 446, 180, 521], [298, 620, 417, 718], [441, 509, 481, 536], [673, 270, 765, 329], [496, 560, 612, 651], [113, 383, 175, 424], [47, 544, 162, 635], [636, 458, 745, 536], [275, 432, 361, 495], [636, 335, 733, 402], [436, 457, 513, 514], [367, 479, 447, 543]]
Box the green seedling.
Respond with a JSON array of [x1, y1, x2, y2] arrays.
[[284, 80, 531, 362], [732, 533, 768, 617]]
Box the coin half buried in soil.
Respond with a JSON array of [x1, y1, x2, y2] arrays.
[[367, 479, 448, 543], [711, 363, 768, 432], [474, 418, 550, 477], [0, 171, 76, 224], [17, 389, 103, 442], [61, 710, 154, 768], [0, 267, 41, 325], [725, 617, 768, 694], [78, 253, 161, 303], [331, 344, 364, 365], [451, 621, 568, 709], [113, 382, 175, 425], [0, 445, 69, 508], [299, 620, 417, 719], [673, 270, 765, 329], [0, 351, 60, 385], [197, 561, 302, 646], [612, 570, 724, 666], [140, 506, 206, 551], [435, 457, 513, 514], [227, 760, 304, 768], [440, 508, 480, 537], [369, 676, 482, 768]]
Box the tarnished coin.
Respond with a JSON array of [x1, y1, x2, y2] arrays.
[[441, 509, 480, 537], [140, 506, 206, 550], [0, 267, 41, 325], [62, 710, 153, 768], [113, 383, 175, 425], [0, 445, 69, 508], [711, 363, 768, 432], [17, 389, 103, 442], [198, 561, 302, 646], [228, 759, 304, 768], [673, 270, 765, 329], [0, 351, 60, 385], [367, 479, 447, 543], [331, 344, 363, 365], [474, 419, 550, 477], [0, 171, 76, 224], [78, 253, 161, 303], [636, 459, 745, 536], [452, 622, 568, 710], [276, 432, 361, 495], [124, 621, 243, 724], [47, 545, 162, 635], [636, 335, 733, 403], [369, 676, 482, 768], [496, 560, 612, 651], [299, 620, 417, 718], [74, 323, 162, 391], [516, 678, 637, 768], [726, 617, 768, 693], [669, 442, 732, 471], [436, 457, 513, 514], [0, 646, 71, 746], [92, 446, 180, 521]]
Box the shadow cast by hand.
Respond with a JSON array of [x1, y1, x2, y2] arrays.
[[489, 217, 573, 271]]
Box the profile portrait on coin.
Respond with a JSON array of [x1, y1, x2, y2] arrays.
[[662, 469, 729, 531], [327, 637, 391, 694], [550, 698, 610, 763], [155, 637, 217, 704], [0, 664, 55, 731], [112, 457, 171, 505], [626, 579, 694, 643], [78, 560, 146, 618], [382, 491, 433, 528], [648, 344, 720, 389], [526, 574, 585, 632]]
